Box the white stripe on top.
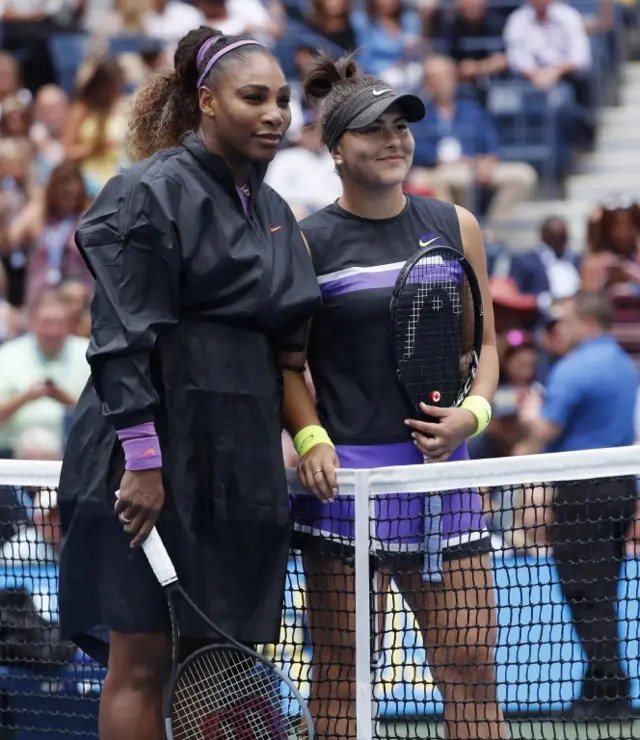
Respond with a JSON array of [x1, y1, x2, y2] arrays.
[[317, 256, 445, 285]]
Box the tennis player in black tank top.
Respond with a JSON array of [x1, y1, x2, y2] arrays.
[[281, 54, 504, 740]]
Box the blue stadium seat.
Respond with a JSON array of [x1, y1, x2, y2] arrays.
[[108, 34, 147, 58], [487, 80, 572, 185], [456, 35, 505, 54], [48, 34, 89, 97]]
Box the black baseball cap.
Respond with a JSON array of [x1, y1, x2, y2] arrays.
[[344, 87, 426, 131]]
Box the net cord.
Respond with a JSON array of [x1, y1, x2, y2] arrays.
[[3, 445, 639, 493]]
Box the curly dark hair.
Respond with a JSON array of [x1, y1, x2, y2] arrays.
[[126, 27, 272, 162]]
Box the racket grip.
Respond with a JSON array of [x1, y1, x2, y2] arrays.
[[142, 528, 179, 586], [115, 490, 178, 586]]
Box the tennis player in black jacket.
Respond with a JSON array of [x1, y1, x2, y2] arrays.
[[56, 27, 323, 740]]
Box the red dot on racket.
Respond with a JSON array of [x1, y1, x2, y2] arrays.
[[430, 390, 441, 403]]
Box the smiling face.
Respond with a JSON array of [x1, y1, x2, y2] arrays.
[[199, 51, 292, 166], [332, 105, 414, 189]]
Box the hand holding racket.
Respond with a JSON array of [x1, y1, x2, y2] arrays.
[[116, 493, 314, 739], [390, 244, 483, 460], [406, 402, 479, 462]]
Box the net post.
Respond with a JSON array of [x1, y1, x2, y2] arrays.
[[354, 469, 373, 740]]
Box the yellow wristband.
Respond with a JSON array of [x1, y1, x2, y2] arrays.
[[461, 395, 492, 438], [293, 425, 335, 458]]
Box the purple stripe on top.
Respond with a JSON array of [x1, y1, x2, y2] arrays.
[[320, 261, 464, 298]]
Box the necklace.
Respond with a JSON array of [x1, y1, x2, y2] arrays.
[[339, 193, 407, 220]]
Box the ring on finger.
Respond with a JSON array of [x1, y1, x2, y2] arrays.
[[312, 469, 323, 476], [119, 514, 133, 525]]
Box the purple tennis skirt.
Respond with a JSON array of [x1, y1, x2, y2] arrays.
[[290, 441, 488, 554]]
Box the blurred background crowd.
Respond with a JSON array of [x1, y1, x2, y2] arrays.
[[1, 0, 640, 564]]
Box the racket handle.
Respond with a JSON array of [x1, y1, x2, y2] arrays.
[[142, 528, 179, 586], [115, 490, 178, 586]]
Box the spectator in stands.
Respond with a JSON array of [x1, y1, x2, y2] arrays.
[[498, 329, 538, 387], [0, 427, 62, 554], [0, 52, 21, 104], [431, 0, 507, 101], [0, 262, 21, 342], [514, 291, 636, 719], [96, 0, 151, 36], [265, 112, 342, 219], [0, 137, 36, 308], [0, 94, 31, 138], [503, 0, 595, 145], [0, 0, 83, 92], [58, 278, 92, 338], [143, 0, 207, 53], [351, 0, 424, 89], [504, 0, 592, 90], [509, 216, 581, 309], [0, 289, 89, 457], [285, 45, 320, 143], [410, 55, 537, 220], [195, 0, 286, 47], [30, 85, 69, 187], [0, 486, 61, 567], [536, 300, 567, 384], [582, 196, 640, 293], [295, 0, 357, 52], [17, 162, 93, 309], [63, 58, 128, 190]]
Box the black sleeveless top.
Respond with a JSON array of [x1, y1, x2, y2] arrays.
[[301, 195, 464, 446]]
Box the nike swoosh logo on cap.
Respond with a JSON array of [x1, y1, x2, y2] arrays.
[[419, 236, 439, 247], [372, 88, 392, 96]]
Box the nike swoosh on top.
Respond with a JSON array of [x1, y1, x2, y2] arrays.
[[270, 226, 283, 232], [372, 88, 392, 96], [419, 236, 439, 247]]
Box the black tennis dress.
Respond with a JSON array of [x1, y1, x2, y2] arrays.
[[57, 132, 321, 665], [291, 196, 491, 567]]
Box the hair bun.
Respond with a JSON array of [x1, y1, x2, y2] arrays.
[[303, 51, 361, 105]]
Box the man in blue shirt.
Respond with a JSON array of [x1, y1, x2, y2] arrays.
[[516, 292, 637, 719], [407, 54, 537, 220]]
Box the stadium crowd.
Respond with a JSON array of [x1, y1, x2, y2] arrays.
[[0, 0, 639, 562]]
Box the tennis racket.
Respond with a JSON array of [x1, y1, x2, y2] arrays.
[[140, 526, 314, 740], [390, 244, 483, 421]]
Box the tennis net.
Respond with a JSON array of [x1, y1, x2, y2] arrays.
[[0, 447, 638, 739]]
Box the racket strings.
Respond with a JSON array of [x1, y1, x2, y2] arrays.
[[172, 647, 308, 739], [395, 252, 476, 408]]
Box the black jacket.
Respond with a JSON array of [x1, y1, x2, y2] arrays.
[[57, 132, 321, 647]]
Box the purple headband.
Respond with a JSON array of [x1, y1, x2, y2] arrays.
[[196, 38, 265, 89]]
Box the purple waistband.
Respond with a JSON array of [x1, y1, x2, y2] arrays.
[[335, 440, 469, 468]]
